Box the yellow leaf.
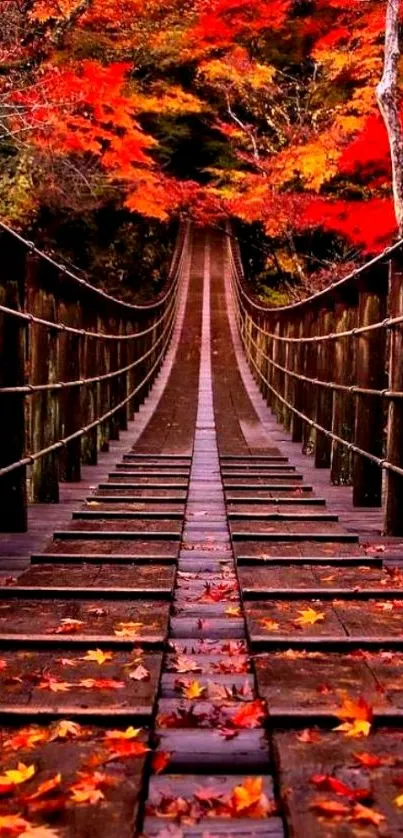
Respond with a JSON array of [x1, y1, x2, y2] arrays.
[[294, 608, 325, 627], [104, 727, 141, 741], [259, 618, 280, 632], [70, 787, 104, 805], [0, 762, 35, 786], [114, 621, 143, 638], [395, 794, 403, 807], [225, 606, 241, 617], [82, 649, 113, 666], [181, 680, 206, 700], [50, 721, 82, 741], [333, 720, 371, 738]]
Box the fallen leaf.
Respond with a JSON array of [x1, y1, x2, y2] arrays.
[[50, 721, 82, 741], [395, 793, 403, 807], [105, 727, 141, 741], [0, 763, 35, 789], [53, 619, 84, 635], [82, 650, 113, 666], [180, 680, 206, 700], [334, 720, 372, 738], [353, 752, 389, 768], [56, 658, 78, 668], [0, 814, 30, 834], [231, 776, 270, 816], [4, 729, 48, 751], [172, 655, 201, 674], [231, 700, 265, 729], [294, 608, 325, 627], [309, 798, 350, 817], [259, 618, 279, 632], [152, 752, 171, 774], [350, 803, 385, 825], [25, 775, 62, 801], [19, 828, 61, 838], [106, 740, 150, 759], [225, 606, 241, 617], [114, 621, 143, 638], [297, 729, 322, 744], [70, 787, 104, 805], [128, 665, 149, 681], [310, 774, 370, 801], [78, 679, 125, 690], [334, 696, 373, 737], [39, 677, 72, 693], [0, 659, 7, 671]]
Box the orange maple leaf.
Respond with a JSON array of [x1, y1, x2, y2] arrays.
[[334, 696, 373, 737], [24, 774, 62, 801], [0, 814, 30, 834], [78, 678, 125, 690], [231, 699, 266, 729], [52, 619, 84, 634], [350, 803, 385, 826], [231, 776, 271, 817], [4, 728, 48, 751], [309, 798, 350, 817]]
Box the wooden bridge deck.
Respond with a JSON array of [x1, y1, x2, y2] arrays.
[[0, 229, 401, 837]]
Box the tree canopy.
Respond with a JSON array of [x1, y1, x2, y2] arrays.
[[0, 0, 399, 294]]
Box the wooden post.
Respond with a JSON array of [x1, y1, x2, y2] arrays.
[[302, 309, 317, 456], [26, 255, 60, 503], [314, 307, 334, 468], [290, 319, 304, 443], [108, 314, 120, 441], [117, 320, 129, 432], [81, 307, 98, 466], [0, 234, 27, 531], [98, 313, 110, 453], [279, 319, 294, 431], [331, 296, 357, 485], [352, 269, 388, 506], [58, 296, 82, 482], [384, 254, 403, 534]]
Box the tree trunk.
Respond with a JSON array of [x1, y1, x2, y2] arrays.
[[377, 0, 403, 235]]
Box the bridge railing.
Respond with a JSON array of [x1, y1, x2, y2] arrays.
[[0, 221, 189, 532], [228, 232, 403, 536]]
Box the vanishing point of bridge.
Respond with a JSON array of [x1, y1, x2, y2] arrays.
[[0, 224, 403, 836]]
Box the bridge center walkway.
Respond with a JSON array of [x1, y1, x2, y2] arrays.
[[0, 230, 401, 837]]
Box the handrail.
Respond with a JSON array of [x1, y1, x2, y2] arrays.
[[227, 227, 403, 536], [0, 222, 190, 531], [0, 219, 181, 313]]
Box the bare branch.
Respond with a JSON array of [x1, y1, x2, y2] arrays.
[[377, 0, 403, 235]]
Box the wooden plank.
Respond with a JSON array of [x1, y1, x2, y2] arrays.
[[52, 530, 182, 540], [0, 597, 169, 642], [0, 649, 162, 713], [274, 728, 403, 838], [31, 552, 178, 564], [232, 532, 358, 542], [0, 721, 148, 836], [18, 562, 175, 588], [154, 729, 270, 772], [227, 497, 326, 505], [228, 512, 338, 522], [73, 510, 183, 520]]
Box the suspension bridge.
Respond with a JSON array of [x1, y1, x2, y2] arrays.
[[0, 223, 402, 836]]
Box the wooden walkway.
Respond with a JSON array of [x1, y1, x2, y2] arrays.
[[0, 229, 402, 837]]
